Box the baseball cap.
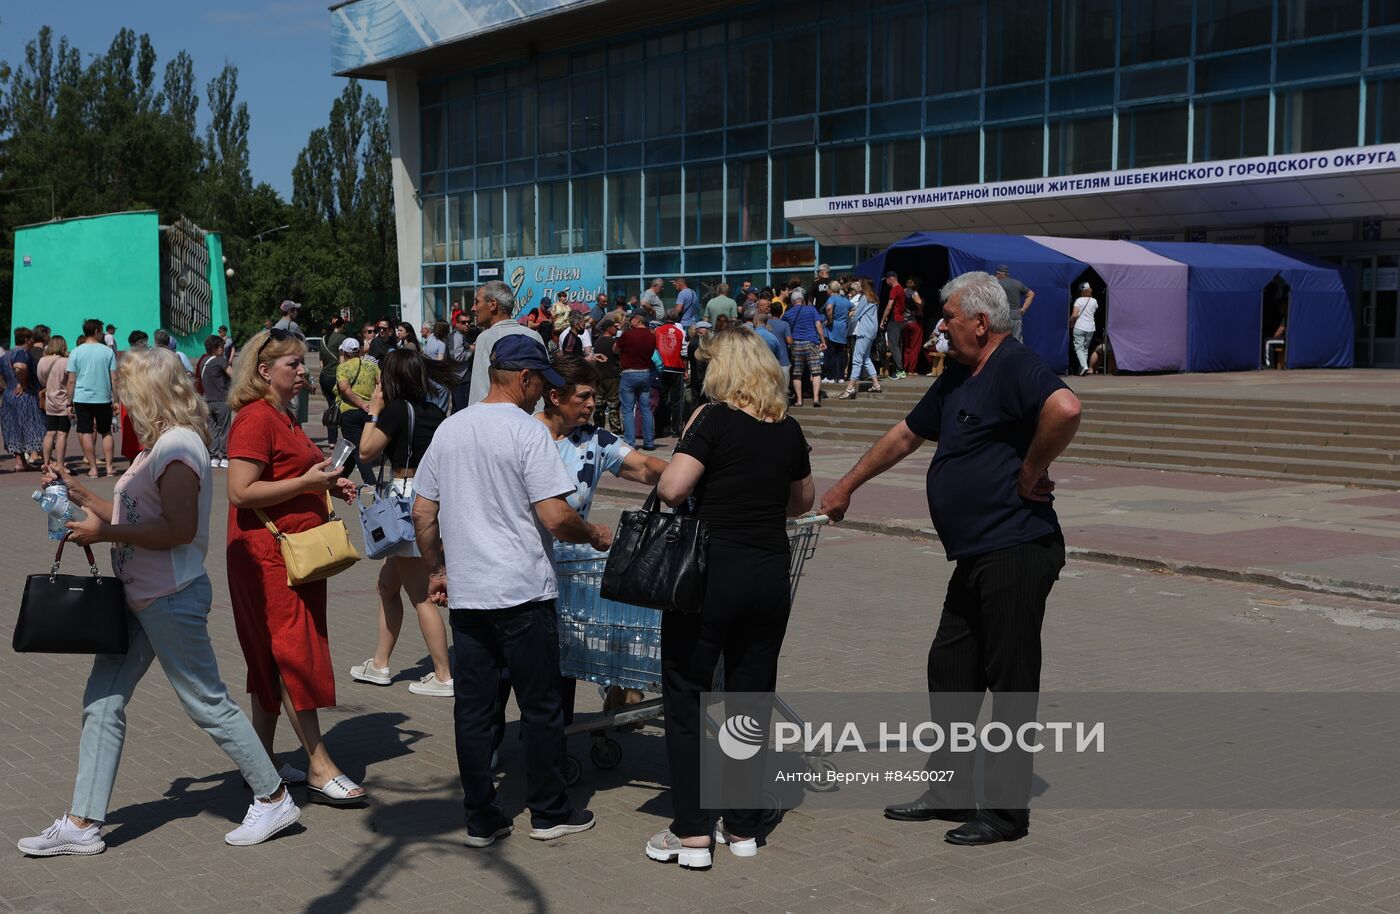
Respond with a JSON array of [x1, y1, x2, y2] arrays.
[[695, 320, 713, 330], [995, 264, 1010, 273], [491, 335, 565, 386], [339, 337, 361, 353], [1080, 282, 1092, 291], [280, 300, 300, 313], [818, 263, 830, 271]]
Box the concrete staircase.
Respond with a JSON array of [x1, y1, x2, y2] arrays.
[[797, 381, 1400, 488]]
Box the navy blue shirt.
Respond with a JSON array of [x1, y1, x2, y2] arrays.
[[903, 339, 1068, 560]]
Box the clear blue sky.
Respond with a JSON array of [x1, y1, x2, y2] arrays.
[[0, 1, 385, 199]]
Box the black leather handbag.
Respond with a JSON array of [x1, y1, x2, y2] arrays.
[[13, 534, 129, 654], [600, 488, 709, 614]]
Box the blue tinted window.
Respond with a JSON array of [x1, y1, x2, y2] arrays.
[[1198, 0, 1274, 53], [987, 0, 1047, 86], [1052, 0, 1116, 74], [1121, 0, 1192, 64], [929, 0, 983, 93]]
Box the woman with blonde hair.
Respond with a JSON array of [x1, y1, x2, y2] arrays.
[[37, 335, 72, 468], [644, 329, 815, 870], [225, 329, 366, 806], [838, 277, 883, 399], [17, 348, 300, 857]]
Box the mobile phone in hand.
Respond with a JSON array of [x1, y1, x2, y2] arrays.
[[331, 439, 356, 471]]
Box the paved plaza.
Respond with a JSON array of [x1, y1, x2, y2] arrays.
[[4, 454, 1400, 912]]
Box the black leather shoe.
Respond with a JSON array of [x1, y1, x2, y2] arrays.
[[943, 815, 1028, 846], [883, 796, 977, 822]]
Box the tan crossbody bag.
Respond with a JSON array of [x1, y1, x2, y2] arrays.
[[254, 492, 362, 586]]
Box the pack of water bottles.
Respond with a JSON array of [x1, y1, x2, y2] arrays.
[[554, 542, 663, 692]]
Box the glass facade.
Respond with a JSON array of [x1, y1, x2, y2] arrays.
[[416, 0, 1399, 317]]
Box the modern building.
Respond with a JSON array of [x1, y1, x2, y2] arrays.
[[332, 0, 1400, 366]]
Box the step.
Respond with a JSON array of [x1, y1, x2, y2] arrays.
[[1075, 400, 1394, 425], [1059, 442, 1400, 484], [1078, 409, 1400, 437], [1074, 421, 1400, 451], [1079, 393, 1400, 417], [1070, 431, 1400, 467]]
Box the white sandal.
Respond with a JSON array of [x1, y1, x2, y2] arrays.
[[645, 830, 712, 870], [713, 820, 758, 857], [307, 775, 366, 806]]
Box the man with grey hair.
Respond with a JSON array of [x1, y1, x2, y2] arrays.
[[468, 280, 543, 408], [639, 278, 665, 321], [821, 270, 1082, 847]]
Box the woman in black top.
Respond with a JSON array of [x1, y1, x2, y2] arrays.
[[646, 328, 815, 870], [349, 349, 456, 698]]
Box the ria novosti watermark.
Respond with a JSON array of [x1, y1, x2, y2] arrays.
[[701, 692, 1400, 812]]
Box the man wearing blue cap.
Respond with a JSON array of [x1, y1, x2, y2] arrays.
[[413, 333, 611, 848]]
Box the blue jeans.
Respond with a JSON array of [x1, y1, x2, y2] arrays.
[[71, 575, 281, 821], [849, 334, 878, 384], [451, 601, 571, 831], [619, 370, 654, 447]]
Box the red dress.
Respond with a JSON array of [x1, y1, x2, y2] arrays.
[[226, 398, 335, 714]]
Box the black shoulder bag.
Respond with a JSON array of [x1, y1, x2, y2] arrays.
[[14, 533, 128, 654], [600, 488, 709, 614]]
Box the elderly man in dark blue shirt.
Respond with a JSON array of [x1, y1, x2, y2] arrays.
[[821, 270, 1081, 847]]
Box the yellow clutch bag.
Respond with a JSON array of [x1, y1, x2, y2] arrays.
[[255, 493, 362, 586]]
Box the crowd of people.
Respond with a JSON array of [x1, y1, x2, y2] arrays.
[[15, 270, 1081, 868]]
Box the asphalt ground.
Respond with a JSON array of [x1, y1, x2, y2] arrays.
[[4, 465, 1400, 912]]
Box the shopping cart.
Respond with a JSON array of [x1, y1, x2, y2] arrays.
[[555, 514, 829, 786]]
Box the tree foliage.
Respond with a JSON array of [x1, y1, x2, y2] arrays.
[[0, 24, 398, 342]]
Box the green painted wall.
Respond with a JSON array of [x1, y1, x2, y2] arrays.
[[10, 211, 229, 358], [12, 211, 161, 349]]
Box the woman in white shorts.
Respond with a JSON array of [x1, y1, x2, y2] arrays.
[[349, 349, 455, 697]]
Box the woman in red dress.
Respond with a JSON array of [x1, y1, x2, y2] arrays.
[[225, 329, 366, 805]]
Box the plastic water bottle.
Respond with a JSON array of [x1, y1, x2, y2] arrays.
[[32, 482, 86, 541]]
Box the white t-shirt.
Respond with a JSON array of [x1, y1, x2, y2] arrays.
[[414, 402, 576, 609], [1073, 296, 1099, 333], [111, 427, 212, 610]]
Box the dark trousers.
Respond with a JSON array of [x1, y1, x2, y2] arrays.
[[659, 369, 686, 438], [450, 377, 470, 414], [450, 602, 571, 831], [822, 341, 848, 380], [661, 541, 791, 838], [336, 408, 378, 486], [595, 376, 621, 434], [318, 376, 339, 445], [925, 534, 1065, 832]]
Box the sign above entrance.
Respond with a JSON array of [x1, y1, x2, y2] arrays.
[[786, 144, 1400, 221], [504, 253, 606, 317]]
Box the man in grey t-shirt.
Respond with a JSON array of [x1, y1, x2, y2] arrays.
[[413, 333, 609, 847], [994, 265, 1035, 342], [467, 281, 543, 409], [638, 278, 665, 320], [273, 300, 305, 340]]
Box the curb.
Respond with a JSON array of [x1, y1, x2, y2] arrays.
[[594, 483, 1400, 607], [821, 517, 1400, 608]]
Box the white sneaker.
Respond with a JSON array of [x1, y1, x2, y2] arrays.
[[225, 789, 301, 846], [408, 672, 454, 697], [211, 457, 220, 468], [350, 659, 392, 685], [219, 458, 229, 468], [17, 815, 105, 857]]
